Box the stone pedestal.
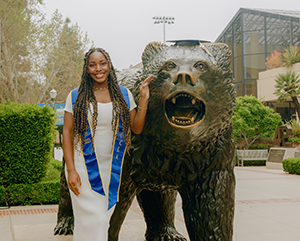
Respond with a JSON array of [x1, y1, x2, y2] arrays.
[[266, 147, 297, 170]]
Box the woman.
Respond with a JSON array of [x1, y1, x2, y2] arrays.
[[63, 47, 151, 240]]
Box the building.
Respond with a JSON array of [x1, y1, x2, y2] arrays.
[[215, 8, 300, 97], [257, 62, 300, 121]]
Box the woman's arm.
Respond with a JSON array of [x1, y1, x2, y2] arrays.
[[130, 75, 152, 134], [63, 111, 81, 196]]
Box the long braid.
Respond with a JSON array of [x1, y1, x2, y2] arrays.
[[100, 49, 131, 147], [73, 48, 131, 151]]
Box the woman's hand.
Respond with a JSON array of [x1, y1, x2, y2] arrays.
[[67, 169, 82, 196], [130, 75, 152, 134], [139, 75, 152, 100]]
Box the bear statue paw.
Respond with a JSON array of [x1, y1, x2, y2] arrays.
[[54, 216, 74, 235], [147, 227, 187, 241]]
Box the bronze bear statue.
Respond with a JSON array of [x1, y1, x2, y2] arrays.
[[55, 41, 236, 241]]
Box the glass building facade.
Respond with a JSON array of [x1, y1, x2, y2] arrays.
[[215, 8, 300, 97]]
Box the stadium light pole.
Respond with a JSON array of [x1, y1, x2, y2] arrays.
[[153, 16, 175, 43]]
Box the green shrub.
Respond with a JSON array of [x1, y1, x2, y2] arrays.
[[285, 119, 300, 137], [235, 154, 266, 166], [232, 95, 283, 149], [0, 181, 60, 206], [51, 157, 63, 172], [235, 159, 266, 166], [0, 158, 62, 206], [288, 137, 300, 143], [285, 119, 300, 143], [250, 143, 273, 150], [41, 158, 62, 183], [281, 46, 300, 67], [282, 158, 300, 174], [0, 185, 5, 205], [243, 160, 266, 166], [0, 101, 56, 186]]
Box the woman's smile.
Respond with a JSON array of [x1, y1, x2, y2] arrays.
[[95, 73, 105, 79], [87, 51, 110, 85]]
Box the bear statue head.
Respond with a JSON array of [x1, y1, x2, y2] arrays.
[[139, 41, 236, 145]]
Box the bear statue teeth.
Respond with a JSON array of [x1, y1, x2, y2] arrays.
[[191, 117, 195, 123], [164, 92, 205, 129]]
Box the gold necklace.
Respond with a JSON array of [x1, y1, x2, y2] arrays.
[[93, 86, 108, 91]]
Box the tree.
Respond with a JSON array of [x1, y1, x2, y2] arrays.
[[274, 70, 300, 118], [265, 50, 282, 70], [265, 46, 300, 70], [35, 12, 91, 103], [0, 0, 45, 103], [0, 1, 90, 104], [232, 95, 283, 149], [281, 46, 300, 67]]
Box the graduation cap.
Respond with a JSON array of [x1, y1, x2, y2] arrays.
[[166, 39, 211, 46], [167, 39, 216, 65]]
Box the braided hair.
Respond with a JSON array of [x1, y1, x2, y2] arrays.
[[73, 47, 131, 151]]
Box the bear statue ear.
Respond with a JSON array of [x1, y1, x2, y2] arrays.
[[142, 41, 166, 67], [207, 43, 232, 71]]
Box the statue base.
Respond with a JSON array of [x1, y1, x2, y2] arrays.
[[266, 147, 297, 170]]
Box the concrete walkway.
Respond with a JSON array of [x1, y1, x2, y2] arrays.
[[1, 166, 300, 241]]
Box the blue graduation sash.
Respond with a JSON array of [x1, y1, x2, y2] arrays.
[[198, 40, 216, 65], [70, 85, 130, 210]]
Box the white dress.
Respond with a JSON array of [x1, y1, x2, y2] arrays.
[[64, 91, 136, 241]]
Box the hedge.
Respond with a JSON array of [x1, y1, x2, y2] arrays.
[[282, 158, 300, 175], [0, 101, 56, 186], [0, 181, 60, 206], [0, 159, 62, 206]]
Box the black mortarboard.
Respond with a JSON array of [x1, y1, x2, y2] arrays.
[[166, 39, 211, 46]]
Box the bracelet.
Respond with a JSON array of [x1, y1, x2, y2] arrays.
[[138, 106, 147, 110]]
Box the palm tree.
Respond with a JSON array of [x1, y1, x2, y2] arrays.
[[281, 46, 300, 67], [274, 70, 300, 118]]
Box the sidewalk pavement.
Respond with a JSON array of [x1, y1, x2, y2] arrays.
[[1, 166, 300, 241]]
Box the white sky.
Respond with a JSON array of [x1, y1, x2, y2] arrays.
[[42, 0, 300, 70]]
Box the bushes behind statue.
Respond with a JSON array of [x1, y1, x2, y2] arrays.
[[0, 101, 58, 205]]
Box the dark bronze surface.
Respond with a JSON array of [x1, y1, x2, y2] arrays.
[[55, 41, 236, 241], [110, 42, 236, 241], [54, 158, 74, 235]]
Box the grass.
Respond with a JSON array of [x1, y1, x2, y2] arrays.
[[41, 158, 62, 183]]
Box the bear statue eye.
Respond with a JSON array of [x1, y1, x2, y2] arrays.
[[162, 61, 177, 71], [194, 61, 206, 71], [158, 71, 171, 80]]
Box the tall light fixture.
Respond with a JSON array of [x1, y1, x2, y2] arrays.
[[49, 88, 57, 158], [50, 89, 57, 107], [153, 16, 175, 43]]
